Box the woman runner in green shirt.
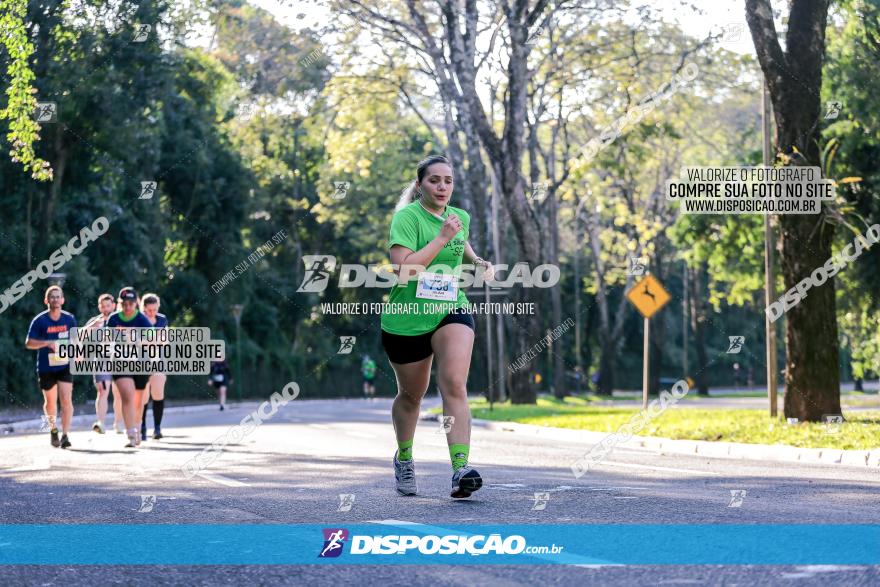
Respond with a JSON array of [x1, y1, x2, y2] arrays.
[[381, 155, 494, 499]]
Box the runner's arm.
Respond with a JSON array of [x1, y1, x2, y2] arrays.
[[463, 242, 489, 266], [25, 337, 55, 350], [389, 212, 460, 279], [462, 241, 495, 282], [26, 318, 51, 350], [390, 233, 450, 268]]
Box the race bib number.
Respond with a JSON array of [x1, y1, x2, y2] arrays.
[[212, 374, 224, 382], [415, 272, 457, 301], [48, 331, 69, 366]]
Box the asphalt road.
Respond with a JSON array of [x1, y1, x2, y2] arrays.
[[0, 396, 878, 585]]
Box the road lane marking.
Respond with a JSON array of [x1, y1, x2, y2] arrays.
[[6, 459, 51, 472], [195, 472, 250, 487], [586, 486, 649, 491], [593, 461, 720, 475]]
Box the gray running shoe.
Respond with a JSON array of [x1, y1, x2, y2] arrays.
[[394, 451, 418, 496], [451, 465, 482, 499]]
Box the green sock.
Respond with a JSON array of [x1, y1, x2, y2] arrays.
[[397, 439, 414, 461], [449, 443, 470, 471]]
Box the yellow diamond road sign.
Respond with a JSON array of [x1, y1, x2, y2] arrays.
[[626, 274, 671, 319]]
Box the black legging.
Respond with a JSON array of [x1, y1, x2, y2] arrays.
[[142, 398, 165, 429]]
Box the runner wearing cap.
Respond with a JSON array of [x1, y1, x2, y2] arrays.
[[106, 287, 153, 448], [380, 155, 494, 499], [140, 293, 169, 440], [25, 285, 77, 449], [83, 293, 119, 434]]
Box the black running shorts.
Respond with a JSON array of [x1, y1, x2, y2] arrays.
[[112, 374, 150, 390], [381, 308, 476, 364], [38, 368, 72, 391]]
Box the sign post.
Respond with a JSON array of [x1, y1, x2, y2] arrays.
[[231, 304, 244, 402], [642, 317, 650, 409], [626, 274, 671, 409]]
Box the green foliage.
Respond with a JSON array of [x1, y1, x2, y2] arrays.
[[824, 0, 880, 378], [0, 0, 52, 180]]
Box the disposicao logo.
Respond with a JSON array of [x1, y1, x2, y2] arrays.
[[319, 528, 349, 558], [318, 529, 563, 558]]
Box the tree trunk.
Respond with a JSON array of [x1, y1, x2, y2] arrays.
[[689, 265, 710, 396], [591, 248, 614, 395], [462, 117, 489, 253], [439, 0, 547, 404], [550, 216, 565, 397], [779, 214, 841, 418], [40, 126, 68, 246], [746, 0, 840, 421], [597, 340, 615, 395]]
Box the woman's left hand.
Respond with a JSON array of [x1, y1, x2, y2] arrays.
[[477, 259, 495, 283], [484, 263, 495, 283]]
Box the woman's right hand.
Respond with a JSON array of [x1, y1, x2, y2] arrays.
[[440, 213, 463, 242]]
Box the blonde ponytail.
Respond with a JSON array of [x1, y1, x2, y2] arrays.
[[395, 180, 420, 212]]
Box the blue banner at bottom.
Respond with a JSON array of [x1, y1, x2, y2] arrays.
[[0, 524, 877, 565]]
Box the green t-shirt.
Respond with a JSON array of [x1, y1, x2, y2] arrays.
[[380, 200, 471, 336]]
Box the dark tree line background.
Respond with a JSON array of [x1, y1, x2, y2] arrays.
[[0, 0, 877, 420]]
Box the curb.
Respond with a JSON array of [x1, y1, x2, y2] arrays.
[[450, 416, 879, 469], [1, 402, 260, 435]]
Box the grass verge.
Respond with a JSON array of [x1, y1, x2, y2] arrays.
[[438, 397, 880, 450]]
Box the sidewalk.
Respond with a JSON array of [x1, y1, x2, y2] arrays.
[[590, 395, 880, 411], [419, 410, 880, 469], [0, 402, 249, 434]]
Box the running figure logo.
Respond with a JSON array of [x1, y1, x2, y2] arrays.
[[824, 100, 842, 120], [727, 490, 747, 508], [137, 495, 157, 513], [531, 182, 548, 202], [431, 101, 449, 121], [298, 255, 336, 292], [337, 494, 355, 512], [525, 24, 545, 45], [532, 492, 550, 511], [437, 415, 455, 434], [139, 181, 157, 200], [822, 414, 844, 435], [721, 22, 744, 43], [132, 23, 151, 42], [628, 257, 647, 276], [318, 528, 349, 558], [237, 102, 256, 120], [34, 102, 57, 123], [332, 182, 350, 200], [727, 336, 744, 354], [337, 336, 356, 354]]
